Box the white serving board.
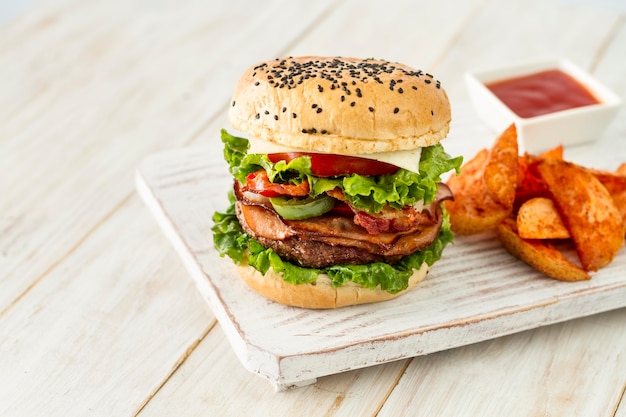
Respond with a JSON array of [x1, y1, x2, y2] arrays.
[[135, 136, 626, 391]]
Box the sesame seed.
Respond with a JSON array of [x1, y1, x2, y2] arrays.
[[244, 58, 439, 120], [255, 113, 260, 119], [232, 100, 236, 107]]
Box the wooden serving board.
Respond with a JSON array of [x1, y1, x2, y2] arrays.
[[135, 126, 626, 391]]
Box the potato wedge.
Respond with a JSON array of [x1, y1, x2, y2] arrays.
[[496, 217, 590, 281], [515, 145, 563, 203], [445, 149, 512, 235], [516, 151, 568, 208], [613, 191, 626, 234], [610, 164, 626, 232], [483, 123, 518, 208], [584, 166, 626, 234], [537, 144, 564, 160], [586, 168, 626, 195], [538, 159, 624, 271], [517, 197, 570, 239]]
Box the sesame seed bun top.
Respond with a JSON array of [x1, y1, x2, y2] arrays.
[[228, 56, 451, 154]]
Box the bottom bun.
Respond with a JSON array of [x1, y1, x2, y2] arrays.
[[235, 262, 430, 309]]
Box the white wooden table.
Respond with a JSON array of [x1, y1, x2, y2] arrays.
[[1, 0, 625, 415]]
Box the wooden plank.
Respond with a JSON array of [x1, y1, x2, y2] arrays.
[[0, 0, 335, 312], [617, 389, 626, 417], [378, 308, 626, 417], [138, 323, 408, 417], [435, 0, 623, 103], [0, 199, 214, 416], [289, 0, 489, 68]]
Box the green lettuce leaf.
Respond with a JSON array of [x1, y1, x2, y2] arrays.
[[211, 200, 454, 294], [220, 129, 462, 214]]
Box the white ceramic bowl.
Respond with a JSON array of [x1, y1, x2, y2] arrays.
[[464, 58, 621, 153]]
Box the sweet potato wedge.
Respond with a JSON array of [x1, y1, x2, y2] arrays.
[[517, 197, 570, 239], [537, 159, 624, 271], [586, 168, 626, 196], [445, 149, 512, 235], [537, 144, 564, 160], [483, 124, 518, 208], [610, 164, 626, 232], [496, 217, 590, 281]]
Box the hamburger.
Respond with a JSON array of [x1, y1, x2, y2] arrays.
[[212, 56, 462, 308]]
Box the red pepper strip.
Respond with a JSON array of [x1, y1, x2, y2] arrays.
[[244, 170, 310, 198]]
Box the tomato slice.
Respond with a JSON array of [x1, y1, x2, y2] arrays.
[[267, 152, 399, 177], [244, 170, 310, 197]]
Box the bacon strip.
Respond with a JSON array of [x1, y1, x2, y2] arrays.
[[236, 201, 442, 257], [326, 183, 453, 234], [243, 170, 310, 197]]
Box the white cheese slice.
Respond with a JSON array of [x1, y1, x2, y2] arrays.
[[247, 136, 422, 173]]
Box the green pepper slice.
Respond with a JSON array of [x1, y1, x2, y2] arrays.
[[269, 195, 336, 220]]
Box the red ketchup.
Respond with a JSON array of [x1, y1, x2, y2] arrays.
[[486, 69, 599, 118]]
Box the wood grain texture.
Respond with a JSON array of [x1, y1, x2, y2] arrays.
[[288, 0, 489, 70], [0, 0, 335, 313], [0, 199, 213, 416], [138, 323, 410, 417], [378, 308, 626, 417], [437, 0, 623, 103], [617, 389, 626, 417], [1, 0, 625, 415]]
